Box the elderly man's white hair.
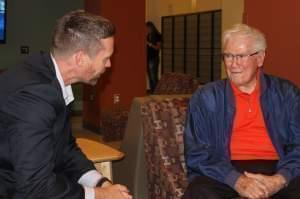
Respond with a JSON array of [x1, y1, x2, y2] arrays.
[[222, 24, 267, 52]]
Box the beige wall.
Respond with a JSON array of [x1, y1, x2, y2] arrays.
[[146, 0, 245, 79], [221, 0, 244, 78], [222, 0, 244, 31], [146, 0, 222, 31]]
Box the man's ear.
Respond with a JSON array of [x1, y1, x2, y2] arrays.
[[257, 51, 266, 68], [74, 50, 89, 67]]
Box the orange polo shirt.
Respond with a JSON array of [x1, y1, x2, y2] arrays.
[[230, 79, 279, 160]]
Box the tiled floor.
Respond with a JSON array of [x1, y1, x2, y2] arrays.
[[71, 116, 122, 150]]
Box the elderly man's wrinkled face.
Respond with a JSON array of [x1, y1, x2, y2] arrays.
[[223, 35, 265, 93]]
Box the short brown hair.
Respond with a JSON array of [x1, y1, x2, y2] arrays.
[[51, 10, 115, 57]]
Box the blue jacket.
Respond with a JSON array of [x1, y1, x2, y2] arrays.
[[184, 72, 300, 188]]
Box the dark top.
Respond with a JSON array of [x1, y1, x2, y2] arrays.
[[0, 52, 95, 199], [147, 32, 162, 60]]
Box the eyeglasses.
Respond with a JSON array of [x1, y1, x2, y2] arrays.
[[222, 51, 259, 63]]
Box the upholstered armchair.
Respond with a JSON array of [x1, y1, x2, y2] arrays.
[[141, 97, 190, 198], [153, 72, 195, 95], [101, 108, 128, 141], [113, 95, 191, 199]]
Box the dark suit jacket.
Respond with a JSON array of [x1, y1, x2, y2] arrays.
[[0, 52, 95, 199]]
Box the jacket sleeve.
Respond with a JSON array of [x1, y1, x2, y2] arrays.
[[61, 124, 97, 182], [276, 88, 300, 183], [1, 85, 85, 199], [184, 95, 241, 188]]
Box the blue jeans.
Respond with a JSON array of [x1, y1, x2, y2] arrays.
[[147, 57, 159, 92]]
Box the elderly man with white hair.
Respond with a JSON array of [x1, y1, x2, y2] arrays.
[[184, 24, 300, 199]]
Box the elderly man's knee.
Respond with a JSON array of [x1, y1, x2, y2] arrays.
[[183, 176, 236, 199]]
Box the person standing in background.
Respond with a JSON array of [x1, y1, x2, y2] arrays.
[[146, 21, 162, 93]]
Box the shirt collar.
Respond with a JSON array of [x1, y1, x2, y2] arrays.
[[51, 54, 74, 105]]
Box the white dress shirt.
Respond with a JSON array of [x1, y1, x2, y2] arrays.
[[51, 55, 102, 199]]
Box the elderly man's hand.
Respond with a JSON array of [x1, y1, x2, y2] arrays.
[[95, 184, 132, 199], [234, 174, 269, 199], [244, 172, 286, 197]]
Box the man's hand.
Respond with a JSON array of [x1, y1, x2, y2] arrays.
[[234, 174, 269, 199], [95, 184, 132, 199], [245, 172, 286, 197]]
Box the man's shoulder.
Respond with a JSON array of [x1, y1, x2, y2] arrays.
[[0, 52, 56, 91], [152, 32, 162, 42], [0, 53, 61, 109], [264, 74, 300, 94], [20, 52, 55, 81], [192, 79, 226, 98], [190, 79, 226, 108]]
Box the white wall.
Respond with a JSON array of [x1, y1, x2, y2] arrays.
[[0, 0, 84, 69]]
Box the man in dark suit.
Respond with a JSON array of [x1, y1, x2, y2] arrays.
[[0, 10, 132, 199]]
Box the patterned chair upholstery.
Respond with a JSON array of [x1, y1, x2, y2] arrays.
[[101, 108, 128, 141], [153, 72, 194, 95], [141, 97, 189, 199]]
